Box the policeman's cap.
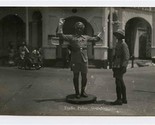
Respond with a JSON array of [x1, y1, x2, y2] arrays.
[[113, 29, 125, 39], [74, 22, 85, 30]]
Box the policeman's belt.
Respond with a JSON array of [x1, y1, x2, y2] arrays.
[[80, 48, 87, 51]]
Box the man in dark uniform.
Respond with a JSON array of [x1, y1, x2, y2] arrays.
[[111, 29, 130, 105], [57, 18, 102, 98]]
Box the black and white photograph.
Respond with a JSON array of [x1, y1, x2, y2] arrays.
[[0, 0, 155, 124]]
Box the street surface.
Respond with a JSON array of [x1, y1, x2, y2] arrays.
[[0, 66, 155, 116]]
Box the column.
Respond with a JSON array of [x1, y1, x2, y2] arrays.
[[117, 8, 123, 29], [109, 7, 113, 49], [26, 7, 29, 45], [151, 10, 155, 58], [103, 8, 108, 47], [94, 8, 109, 68], [108, 7, 113, 69]]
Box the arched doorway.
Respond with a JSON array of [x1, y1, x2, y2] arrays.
[[63, 16, 94, 59], [125, 17, 152, 59], [63, 16, 94, 36], [57, 16, 94, 62], [0, 14, 25, 56], [30, 11, 42, 49]]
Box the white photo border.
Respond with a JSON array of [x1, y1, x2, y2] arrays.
[[0, 0, 155, 125]]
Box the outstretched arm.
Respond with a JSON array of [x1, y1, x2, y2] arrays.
[[57, 18, 72, 43], [87, 31, 103, 43]]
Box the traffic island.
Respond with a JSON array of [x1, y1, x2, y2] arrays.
[[66, 94, 97, 104]]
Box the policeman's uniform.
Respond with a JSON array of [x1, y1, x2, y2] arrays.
[[57, 20, 102, 98], [59, 34, 100, 73], [112, 40, 130, 78], [112, 29, 130, 105]]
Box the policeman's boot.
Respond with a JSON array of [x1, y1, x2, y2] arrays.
[[81, 77, 88, 97], [81, 87, 88, 97], [111, 86, 122, 105], [121, 86, 127, 104], [73, 79, 80, 99]]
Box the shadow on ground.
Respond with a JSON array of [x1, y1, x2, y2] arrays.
[[34, 98, 66, 103], [34, 98, 115, 106], [94, 100, 112, 105], [133, 89, 155, 94]]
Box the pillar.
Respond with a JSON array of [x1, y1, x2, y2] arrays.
[[94, 8, 108, 68], [32, 22, 38, 48], [117, 8, 123, 29], [26, 7, 29, 45], [151, 10, 155, 58]]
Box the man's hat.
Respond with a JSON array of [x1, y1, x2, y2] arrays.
[[113, 29, 125, 39]]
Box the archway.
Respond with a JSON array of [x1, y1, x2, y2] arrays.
[[125, 17, 152, 59], [63, 16, 94, 36], [0, 14, 25, 56], [30, 11, 42, 49], [57, 16, 94, 62]]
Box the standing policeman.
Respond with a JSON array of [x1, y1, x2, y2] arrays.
[[111, 29, 130, 105], [57, 18, 102, 98]]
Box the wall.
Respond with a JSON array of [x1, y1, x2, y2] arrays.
[[42, 7, 107, 60], [121, 8, 152, 29]]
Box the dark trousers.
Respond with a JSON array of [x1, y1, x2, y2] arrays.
[[73, 72, 87, 95], [115, 76, 127, 101]]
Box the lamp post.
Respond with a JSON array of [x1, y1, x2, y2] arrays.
[[108, 7, 113, 69]]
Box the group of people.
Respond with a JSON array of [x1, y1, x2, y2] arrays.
[[57, 18, 130, 105], [18, 42, 42, 70], [8, 42, 42, 70]]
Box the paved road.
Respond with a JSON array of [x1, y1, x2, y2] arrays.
[[0, 66, 155, 116]]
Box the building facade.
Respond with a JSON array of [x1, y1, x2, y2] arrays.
[[0, 7, 154, 67]]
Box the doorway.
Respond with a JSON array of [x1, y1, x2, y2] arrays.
[[125, 17, 151, 59], [30, 11, 42, 49], [57, 16, 94, 60], [0, 14, 25, 56]]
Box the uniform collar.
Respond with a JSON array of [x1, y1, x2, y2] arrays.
[[74, 34, 85, 38]]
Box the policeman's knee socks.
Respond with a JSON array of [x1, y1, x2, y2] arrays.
[[73, 75, 79, 95], [116, 78, 122, 100]]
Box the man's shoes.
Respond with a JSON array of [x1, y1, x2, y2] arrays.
[[122, 99, 127, 104], [81, 92, 88, 97], [111, 100, 122, 105]]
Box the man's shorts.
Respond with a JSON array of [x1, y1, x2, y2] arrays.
[[71, 62, 88, 73], [112, 67, 126, 78]]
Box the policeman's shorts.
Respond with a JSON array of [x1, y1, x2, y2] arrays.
[[71, 62, 88, 73], [112, 67, 126, 78]]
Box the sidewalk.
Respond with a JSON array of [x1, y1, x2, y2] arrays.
[[0, 66, 155, 116], [127, 59, 155, 68]]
